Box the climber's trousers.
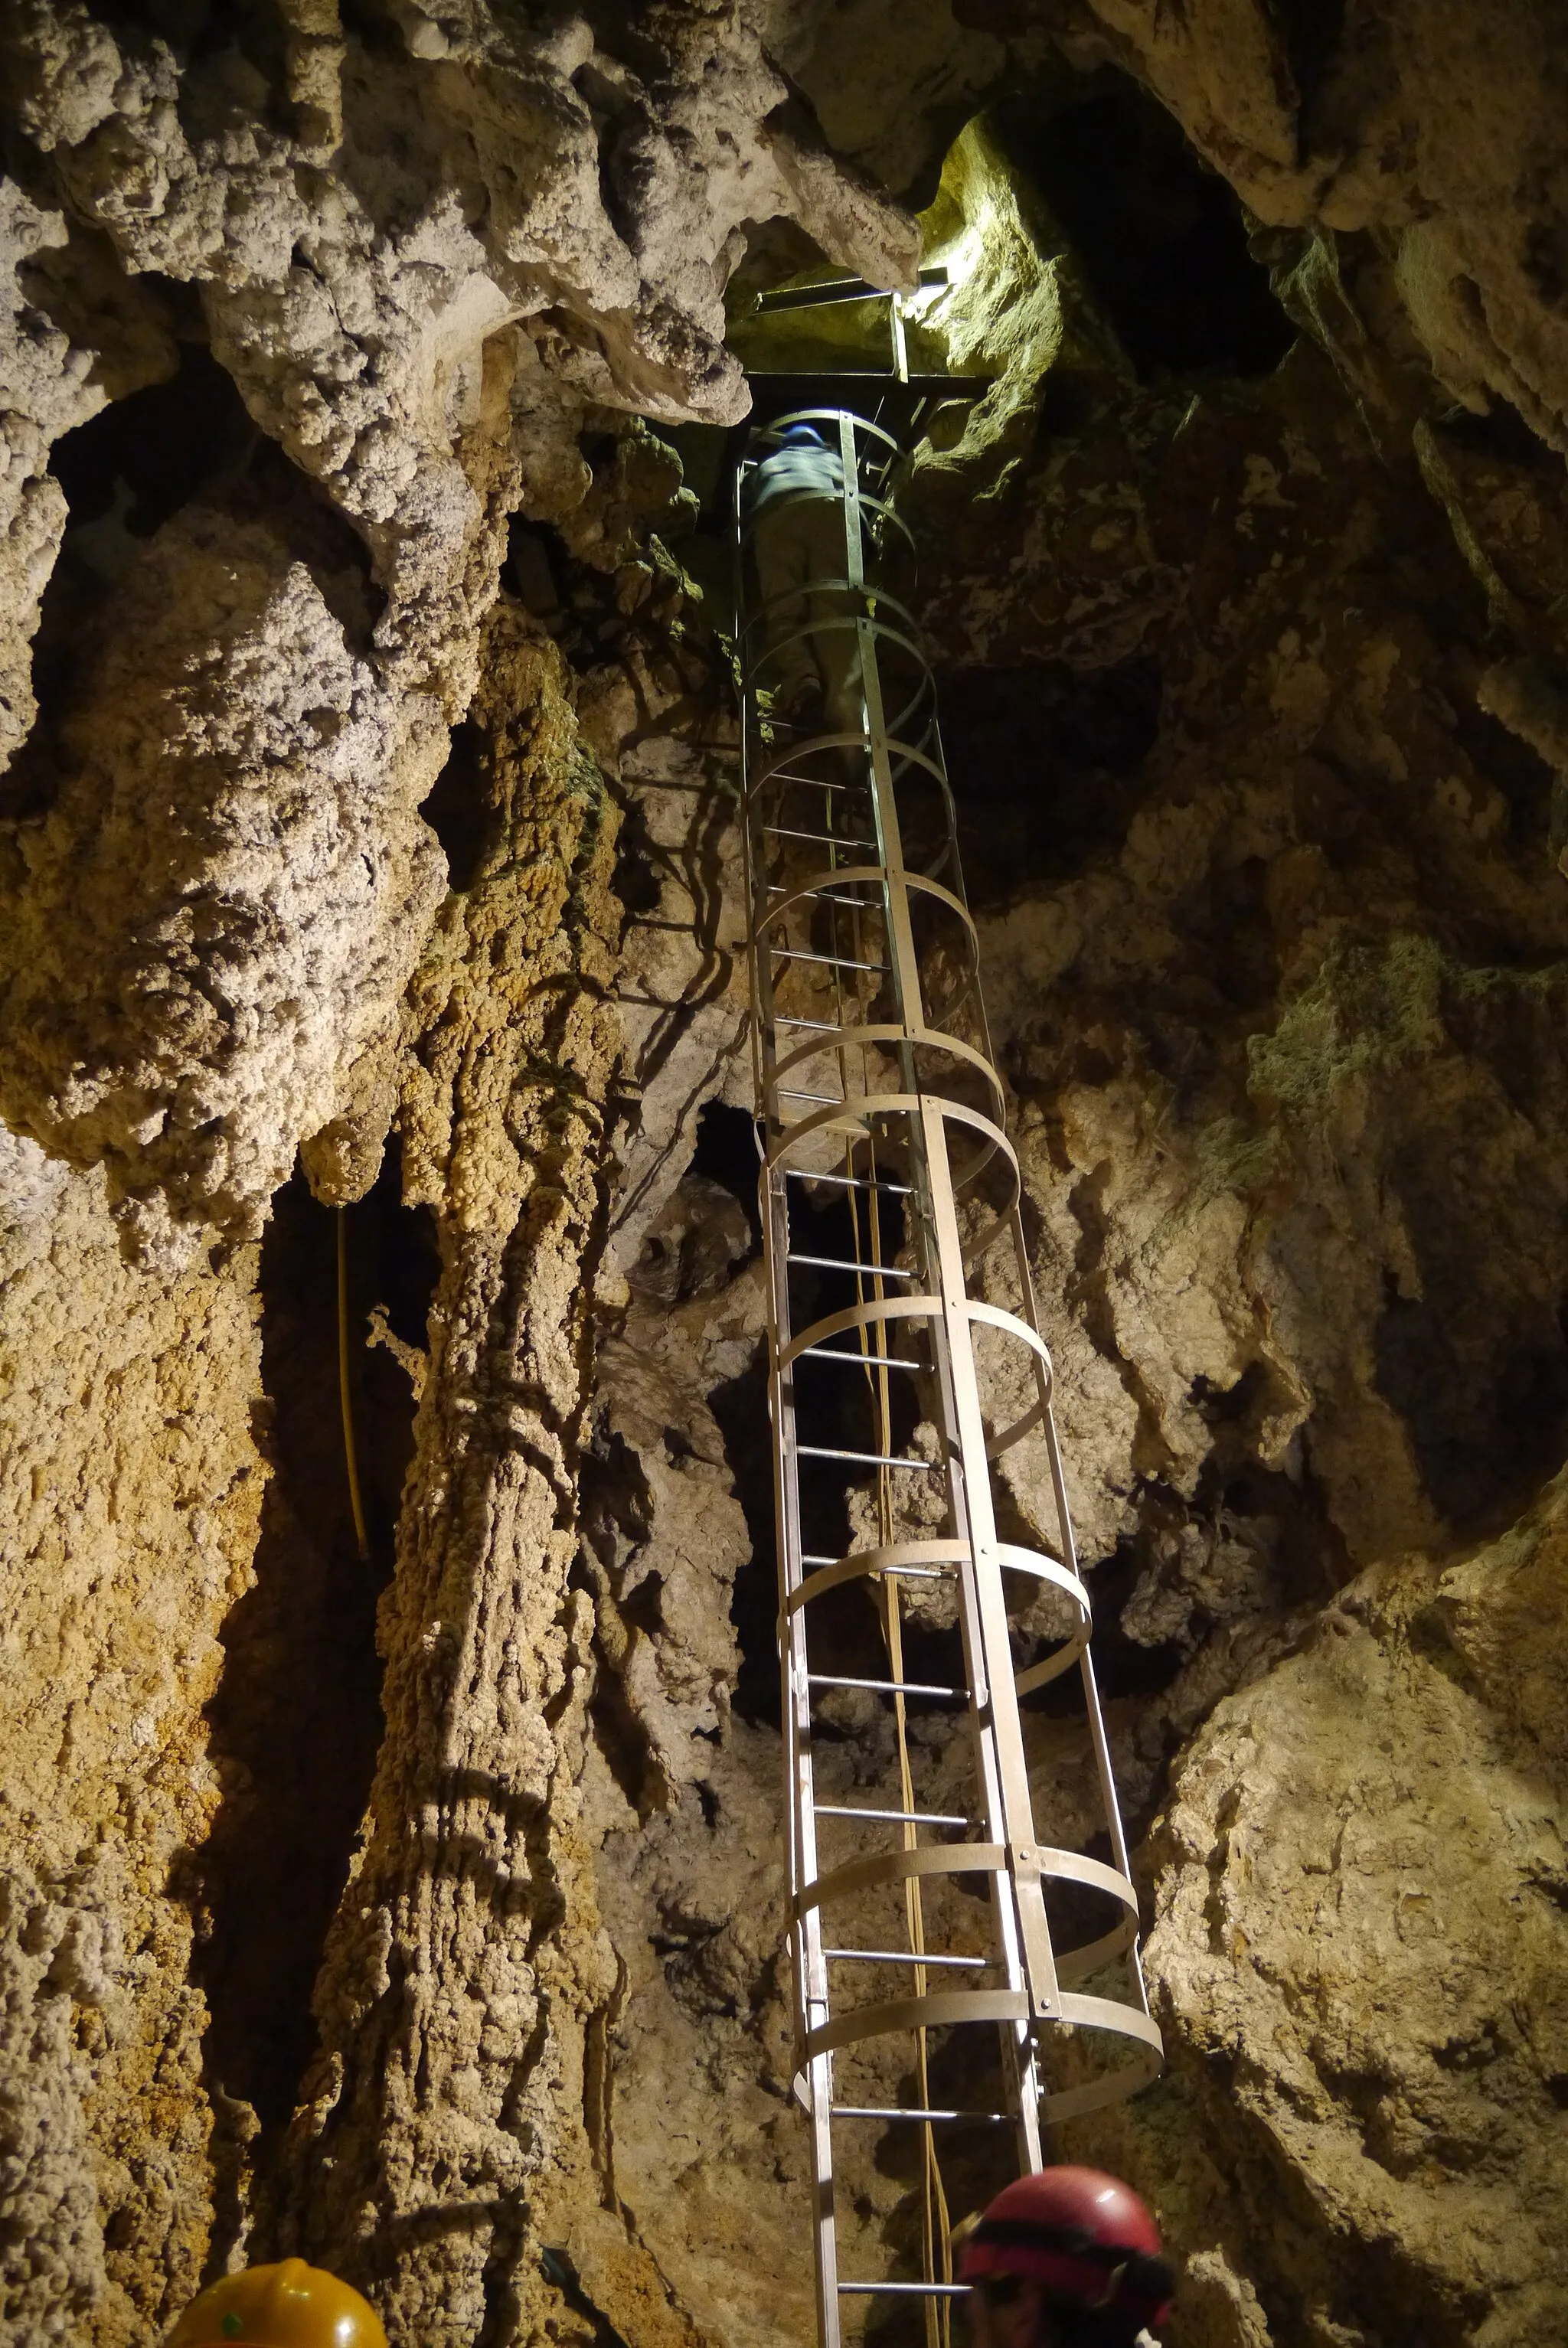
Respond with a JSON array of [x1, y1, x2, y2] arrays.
[[751, 495, 865, 738]]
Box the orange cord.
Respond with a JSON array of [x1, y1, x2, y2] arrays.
[[337, 1210, 371, 1562]]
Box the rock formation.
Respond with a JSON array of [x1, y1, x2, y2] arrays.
[[2, 5, 1566, 2346]]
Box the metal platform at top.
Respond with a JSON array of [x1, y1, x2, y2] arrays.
[[736, 263, 994, 438], [733, 409, 1161, 2348]]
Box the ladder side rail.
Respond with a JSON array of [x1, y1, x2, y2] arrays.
[[856, 554, 1047, 2171], [753, 798, 843, 2348], [858, 576, 1060, 2023], [918, 1099, 1062, 2022], [737, 452, 840, 2333], [918, 1274, 1046, 2173], [734, 460, 768, 1135], [883, 657, 1135, 1978]]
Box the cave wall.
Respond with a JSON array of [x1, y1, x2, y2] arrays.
[[3, 5, 1568, 2348], [0, 0, 915, 1262], [1046, 0, 1568, 456], [899, 142, 1568, 2337], [0, 1147, 261, 2338], [0, 5, 911, 2333]]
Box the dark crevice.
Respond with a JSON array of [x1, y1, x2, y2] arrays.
[[420, 719, 491, 893], [938, 657, 1161, 903], [3, 344, 256, 820], [584, 1625, 666, 1821], [610, 795, 665, 916], [1204, 854, 1283, 1012], [1036, 1540, 1186, 1715], [1437, 398, 1564, 471], [48, 340, 255, 540], [710, 1347, 780, 1728], [1447, 693, 1557, 848], [991, 78, 1296, 380], [1375, 1286, 1568, 1536], [1271, 0, 1349, 148], [7, 339, 382, 821], [578, 1429, 666, 1816], [192, 1150, 436, 2149], [688, 1101, 764, 1246], [475, 2199, 528, 2348], [86, 0, 287, 83]]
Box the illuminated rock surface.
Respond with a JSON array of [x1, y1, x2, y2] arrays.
[[2, 7, 1567, 2346]]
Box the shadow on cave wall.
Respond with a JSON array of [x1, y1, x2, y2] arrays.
[[190, 1145, 437, 2245], [938, 657, 1163, 905], [1377, 1285, 1568, 1534], [1367, 974, 1568, 1540]]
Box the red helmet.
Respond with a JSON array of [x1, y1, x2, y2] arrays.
[[959, 2167, 1174, 2333]]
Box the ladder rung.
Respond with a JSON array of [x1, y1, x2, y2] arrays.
[[822, 1946, 988, 1968], [778, 1088, 845, 1105], [767, 883, 882, 908], [784, 1168, 913, 1194], [815, 1804, 970, 1826], [795, 1445, 934, 1470], [838, 2283, 971, 2297], [800, 1556, 952, 1583], [799, 1556, 947, 1574], [776, 1016, 846, 1032], [753, 273, 887, 312], [763, 825, 877, 848], [798, 1347, 922, 1369], [808, 1672, 963, 1698], [787, 1254, 916, 1279], [771, 949, 890, 972], [831, 2107, 1012, 2124]]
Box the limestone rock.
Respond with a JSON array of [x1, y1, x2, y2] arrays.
[[0, 507, 446, 1259], [1130, 1474, 1568, 2345], [776, 0, 1005, 198], [916, 292, 1568, 1625], [0, 1152, 262, 2338], [5, 10, 1568, 2345], [0, 179, 172, 781], [0, 0, 913, 1250], [267, 603, 637, 2343], [1063, 0, 1568, 449]]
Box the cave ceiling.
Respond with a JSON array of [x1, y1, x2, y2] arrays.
[[2, 6, 1567, 2348]]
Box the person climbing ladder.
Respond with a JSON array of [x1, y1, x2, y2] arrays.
[[960, 2171, 1177, 2348], [740, 417, 864, 737]]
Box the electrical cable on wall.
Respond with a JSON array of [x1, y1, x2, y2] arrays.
[[337, 1207, 371, 1564]]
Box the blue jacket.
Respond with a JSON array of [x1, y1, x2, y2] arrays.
[[744, 429, 845, 517]]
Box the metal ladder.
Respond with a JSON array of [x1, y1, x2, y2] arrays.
[[733, 410, 1162, 2347]]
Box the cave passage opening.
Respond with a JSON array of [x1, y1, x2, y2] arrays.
[[988, 77, 1295, 380]]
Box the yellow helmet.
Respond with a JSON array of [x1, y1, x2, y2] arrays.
[[168, 2259, 388, 2348]]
